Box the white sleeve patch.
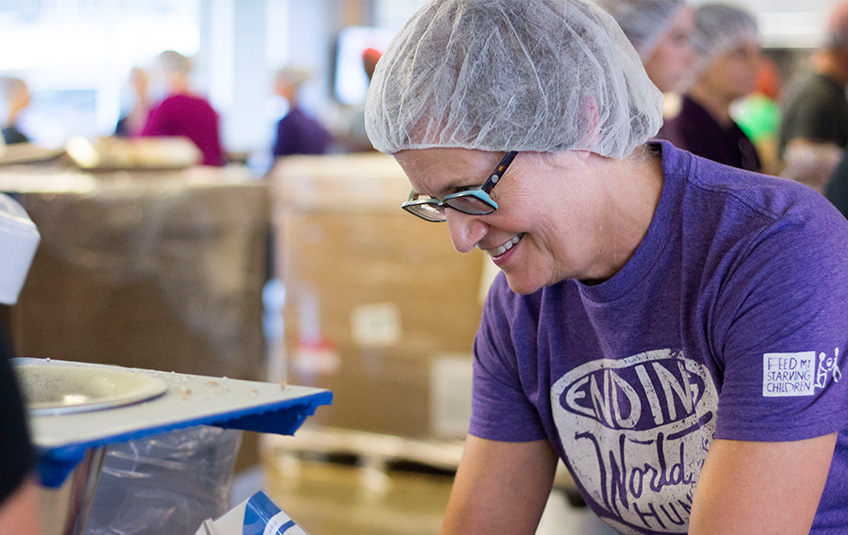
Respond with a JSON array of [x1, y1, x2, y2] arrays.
[[762, 352, 816, 397]]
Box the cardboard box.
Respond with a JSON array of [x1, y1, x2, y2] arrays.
[[6, 166, 270, 382], [271, 154, 485, 439]]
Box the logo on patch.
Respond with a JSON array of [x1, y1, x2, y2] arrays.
[[762, 348, 841, 397], [816, 348, 842, 389]]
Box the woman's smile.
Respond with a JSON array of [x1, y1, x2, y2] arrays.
[[482, 233, 524, 259]]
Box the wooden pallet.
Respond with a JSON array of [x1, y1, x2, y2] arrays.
[[261, 425, 584, 505], [262, 425, 463, 473]]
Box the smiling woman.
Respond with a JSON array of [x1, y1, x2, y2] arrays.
[[393, 146, 661, 294], [364, 0, 848, 534]]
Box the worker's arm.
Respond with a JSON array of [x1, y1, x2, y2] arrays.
[[441, 435, 558, 535], [0, 477, 43, 535], [689, 433, 836, 534], [780, 138, 843, 192]]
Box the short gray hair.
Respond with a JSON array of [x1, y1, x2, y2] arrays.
[[158, 50, 193, 76]]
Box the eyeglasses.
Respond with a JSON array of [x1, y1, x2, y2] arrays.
[[401, 151, 518, 222]]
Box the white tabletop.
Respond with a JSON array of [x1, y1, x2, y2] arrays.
[[14, 358, 332, 487]]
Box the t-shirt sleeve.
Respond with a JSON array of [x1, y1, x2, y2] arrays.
[[468, 276, 548, 442], [712, 210, 848, 442], [0, 336, 35, 504]]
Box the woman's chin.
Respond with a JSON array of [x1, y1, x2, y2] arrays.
[[503, 272, 547, 295]]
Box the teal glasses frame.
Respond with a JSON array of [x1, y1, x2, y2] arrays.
[[401, 151, 518, 222]]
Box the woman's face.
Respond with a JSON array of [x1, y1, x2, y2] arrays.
[[642, 6, 696, 93], [394, 148, 606, 295], [698, 38, 761, 103]]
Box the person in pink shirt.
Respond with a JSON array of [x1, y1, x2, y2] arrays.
[[141, 50, 225, 167]]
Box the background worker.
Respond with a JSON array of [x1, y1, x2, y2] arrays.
[[664, 3, 763, 171], [778, 2, 848, 192]]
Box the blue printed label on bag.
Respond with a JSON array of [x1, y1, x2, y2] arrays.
[[242, 491, 308, 535]]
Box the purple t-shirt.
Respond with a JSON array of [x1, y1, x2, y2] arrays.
[[141, 94, 225, 167], [664, 95, 762, 173], [273, 108, 331, 157], [471, 141, 848, 534]]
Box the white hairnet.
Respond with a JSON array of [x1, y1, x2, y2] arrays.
[[276, 66, 312, 89], [595, 0, 687, 61], [365, 0, 663, 158], [691, 3, 758, 65]]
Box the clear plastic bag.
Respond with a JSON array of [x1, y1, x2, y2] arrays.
[[83, 425, 242, 535]]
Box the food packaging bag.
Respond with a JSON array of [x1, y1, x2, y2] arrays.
[[195, 490, 308, 535]]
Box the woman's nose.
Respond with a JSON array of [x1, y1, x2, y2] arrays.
[[446, 209, 487, 253]]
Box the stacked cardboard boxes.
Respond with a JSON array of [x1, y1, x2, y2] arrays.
[[271, 154, 487, 439], [6, 166, 269, 382]]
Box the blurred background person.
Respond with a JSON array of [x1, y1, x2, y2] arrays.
[[141, 50, 225, 167], [733, 55, 784, 175], [335, 47, 382, 152], [114, 67, 151, 138], [824, 148, 848, 218], [824, 4, 848, 219], [0, 76, 31, 145], [779, 2, 848, 193], [272, 66, 331, 158], [596, 0, 695, 95], [664, 2, 762, 172]]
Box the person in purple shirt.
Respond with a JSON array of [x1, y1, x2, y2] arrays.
[[365, 0, 848, 533], [663, 3, 762, 172], [271, 67, 331, 157], [141, 50, 225, 167]]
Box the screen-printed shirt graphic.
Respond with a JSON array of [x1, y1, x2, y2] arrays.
[[551, 349, 718, 534]]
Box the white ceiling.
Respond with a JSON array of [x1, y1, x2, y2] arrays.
[[696, 0, 833, 48]]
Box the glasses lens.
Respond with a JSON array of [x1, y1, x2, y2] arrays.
[[402, 201, 446, 222], [444, 193, 496, 215]]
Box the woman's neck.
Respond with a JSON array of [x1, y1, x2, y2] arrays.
[[167, 77, 194, 97], [591, 148, 664, 280]]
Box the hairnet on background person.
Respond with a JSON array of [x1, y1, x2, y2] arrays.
[[275, 66, 312, 90], [691, 3, 758, 65], [364, 0, 663, 158], [595, 0, 687, 61]]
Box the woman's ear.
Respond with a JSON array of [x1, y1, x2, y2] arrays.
[[577, 96, 601, 150]]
